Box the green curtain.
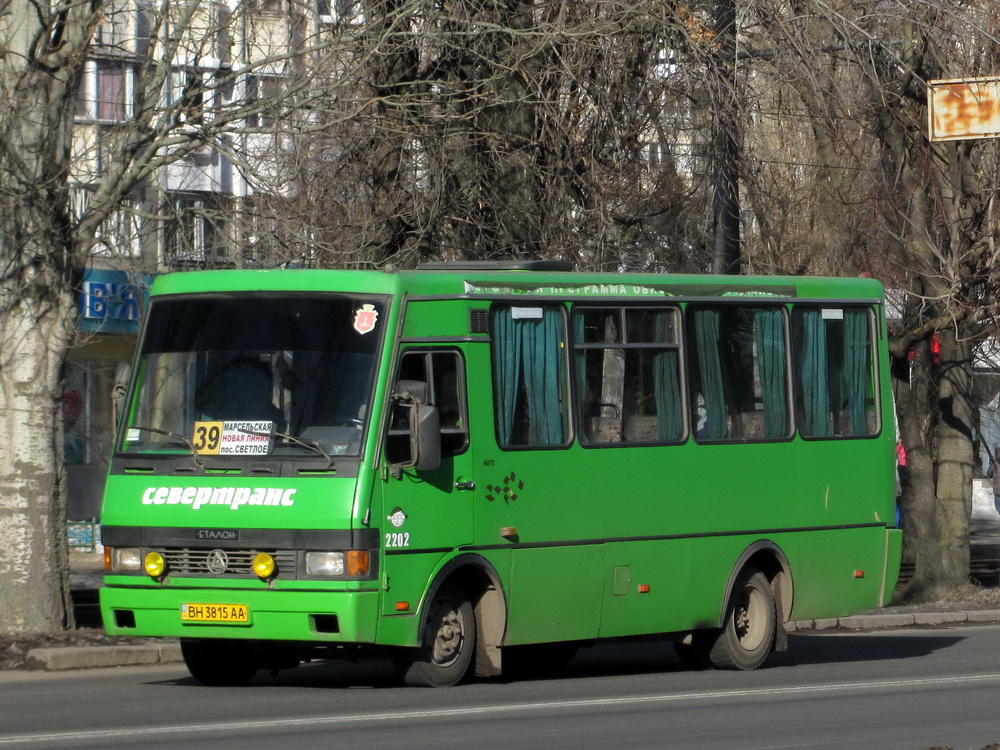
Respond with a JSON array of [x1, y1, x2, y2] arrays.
[[800, 309, 830, 437], [493, 307, 522, 445], [654, 312, 682, 441], [573, 312, 587, 429], [843, 309, 870, 435], [693, 309, 727, 440], [494, 306, 565, 446], [522, 309, 565, 444], [754, 308, 787, 438]]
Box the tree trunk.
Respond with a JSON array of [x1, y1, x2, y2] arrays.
[[894, 339, 937, 594], [932, 329, 974, 588], [0, 290, 76, 633], [895, 329, 975, 602]]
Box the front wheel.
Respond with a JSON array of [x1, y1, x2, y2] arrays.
[[181, 639, 258, 686], [706, 566, 776, 671], [394, 584, 475, 687]]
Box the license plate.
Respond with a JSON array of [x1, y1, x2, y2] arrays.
[[181, 603, 249, 623]]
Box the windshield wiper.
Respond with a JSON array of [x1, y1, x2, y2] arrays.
[[126, 425, 204, 468], [238, 428, 335, 469]]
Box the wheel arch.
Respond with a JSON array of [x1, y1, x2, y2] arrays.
[[421, 553, 508, 678], [718, 540, 793, 627]]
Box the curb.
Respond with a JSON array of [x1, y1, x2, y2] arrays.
[[23, 643, 182, 671], [787, 609, 1000, 632]]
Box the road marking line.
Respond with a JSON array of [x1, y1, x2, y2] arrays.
[[2, 673, 999, 745]]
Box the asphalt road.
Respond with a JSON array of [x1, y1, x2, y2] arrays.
[[2, 625, 1000, 749]]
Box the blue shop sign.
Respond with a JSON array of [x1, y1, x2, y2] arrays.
[[78, 270, 149, 334]]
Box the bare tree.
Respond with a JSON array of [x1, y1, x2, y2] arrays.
[[717, 0, 1000, 600], [242, 0, 725, 271], [0, 0, 370, 633]]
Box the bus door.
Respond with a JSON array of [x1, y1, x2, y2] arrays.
[[379, 348, 475, 615], [473, 303, 605, 646]]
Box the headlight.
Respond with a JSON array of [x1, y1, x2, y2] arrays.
[[111, 547, 142, 571], [305, 551, 344, 576]]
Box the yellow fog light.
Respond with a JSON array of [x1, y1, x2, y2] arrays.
[[253, 552, 276, 579], [144, 551, 166, 578]]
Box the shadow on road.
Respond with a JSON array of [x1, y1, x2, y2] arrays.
[[149, 629, 967, 690], [772, 630, 965, 667]]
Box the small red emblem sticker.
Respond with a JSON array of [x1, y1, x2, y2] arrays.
[[353, 304, 378, 334]]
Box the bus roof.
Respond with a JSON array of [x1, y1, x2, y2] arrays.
[[148, 267, 885, 303]]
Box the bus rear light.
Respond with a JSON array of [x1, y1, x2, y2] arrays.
[[346, 550, 370, 577]]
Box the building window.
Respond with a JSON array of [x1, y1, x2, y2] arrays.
[[318, 0, 363, 23], [169, 69, 206, 125], [164, 194, 228, 266], [247, 0, 286, 13], [97, 61, 128, 122], [76, 60, 134, 122], [95, 0, 135, 50], [95, 204, 143, 258], [246, 74, 285, 128]]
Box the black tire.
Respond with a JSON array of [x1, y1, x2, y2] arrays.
[[503, 642, 579, 678], [706, 566, 776, 671], [394, 584, 475, 687], [181, 639, 258, 686]]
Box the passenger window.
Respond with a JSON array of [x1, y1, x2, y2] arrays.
[[687, 305, 790, 442], [491, 305, 569, 448], [572, 307, 684, 445], [385, 350, 468, 464], [792, 307, 878, 438]]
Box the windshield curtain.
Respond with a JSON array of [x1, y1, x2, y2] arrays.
[[121, 294, 387, 459]]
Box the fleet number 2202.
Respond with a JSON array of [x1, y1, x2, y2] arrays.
[[385, 532, 410, 548]]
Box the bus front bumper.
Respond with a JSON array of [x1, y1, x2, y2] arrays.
[[100, 585, 381, 644]]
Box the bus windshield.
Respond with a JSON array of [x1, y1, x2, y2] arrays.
[[120, 294, 387, 460]]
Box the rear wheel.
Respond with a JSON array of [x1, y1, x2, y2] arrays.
[[706, 566, 776, 671], [181, 639, 258, 686], [394, 584, 475, 687]]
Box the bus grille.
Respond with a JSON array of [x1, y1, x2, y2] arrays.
[[159, 548, 297, 577]]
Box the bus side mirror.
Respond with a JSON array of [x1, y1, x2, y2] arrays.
[[413, 404, 441, 472], [392, 380, 441, 473]]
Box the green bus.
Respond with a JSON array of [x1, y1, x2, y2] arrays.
[[100, 261, 902, 686]]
